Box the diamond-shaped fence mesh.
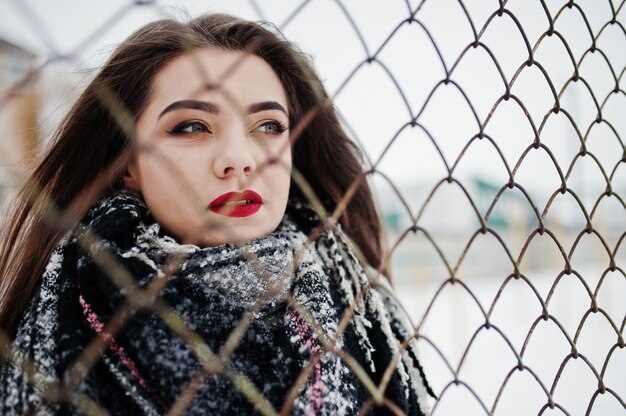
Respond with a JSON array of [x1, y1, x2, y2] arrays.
[[0, 0, 624, 415]]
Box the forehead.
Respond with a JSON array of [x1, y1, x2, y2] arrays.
[[148, 47, 288, 110]]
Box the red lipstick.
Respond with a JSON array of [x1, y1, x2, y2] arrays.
[[208, 189, 263, 217]]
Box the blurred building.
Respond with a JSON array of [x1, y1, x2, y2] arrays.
[[0, 36, 38, 215], [0, 36, 83, 218], [374, 174, 625, 281]]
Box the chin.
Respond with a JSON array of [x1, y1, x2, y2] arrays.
[[179, 212, 283, 247], [191, 228, 266, 247]]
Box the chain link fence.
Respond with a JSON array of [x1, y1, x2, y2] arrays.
[[0, 0, 624, 415]]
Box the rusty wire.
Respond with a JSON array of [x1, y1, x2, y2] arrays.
[[0, 0, 624, 415]]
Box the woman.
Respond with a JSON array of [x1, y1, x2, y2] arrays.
[[0, 13, 434, 415]]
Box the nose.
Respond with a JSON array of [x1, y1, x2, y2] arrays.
[[212, 138, 256, 179]]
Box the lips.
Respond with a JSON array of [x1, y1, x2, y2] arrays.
[[208, 189, 263, 217]]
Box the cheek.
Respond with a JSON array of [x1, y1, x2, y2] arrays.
[[255, 141, 291, 180], [136, 154, 208, 242], [272, 146, 292, 190], [140, 147, 206, 186], [135, 149, 210, 218]]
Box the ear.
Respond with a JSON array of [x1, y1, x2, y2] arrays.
[[121, 160, 141, 192]]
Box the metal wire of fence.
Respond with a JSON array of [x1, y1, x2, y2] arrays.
[[0, 0, 624, 415]]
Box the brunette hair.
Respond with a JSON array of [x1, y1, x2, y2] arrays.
[[0, 14, 386, 336]]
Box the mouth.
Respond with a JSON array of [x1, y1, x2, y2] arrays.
[[208, 189, 263, 217]]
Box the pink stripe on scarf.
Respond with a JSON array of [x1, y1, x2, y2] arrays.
[[79, 295, 148, 388], [288, 308, 325, 415]]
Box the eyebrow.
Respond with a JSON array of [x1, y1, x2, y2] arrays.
[[247, 101, 287, 115], [158, 99, 287, 119]]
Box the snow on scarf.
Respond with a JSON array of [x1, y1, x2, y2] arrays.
[[1, 191, 434, 415]]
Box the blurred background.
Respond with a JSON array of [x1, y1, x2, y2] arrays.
[[0, 0, 624, 414]]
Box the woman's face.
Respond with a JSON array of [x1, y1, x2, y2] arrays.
[[125, 48, 292, 246]]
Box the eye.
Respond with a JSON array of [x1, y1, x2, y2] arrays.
[[254, 120, 288, 136], [167, 120, 210, 136]]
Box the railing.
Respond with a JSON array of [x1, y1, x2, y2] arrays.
[[0, 1, 624, 414]]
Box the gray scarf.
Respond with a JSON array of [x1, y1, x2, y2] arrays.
[[1, 191, 433, 415]]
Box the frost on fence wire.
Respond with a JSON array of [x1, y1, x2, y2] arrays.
[[0, 1, 624, 415]]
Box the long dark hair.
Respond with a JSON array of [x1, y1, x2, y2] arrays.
[[0, 14, 385, 336]]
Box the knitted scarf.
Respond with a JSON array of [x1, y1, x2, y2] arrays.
[[1, 191, 434, 415]]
